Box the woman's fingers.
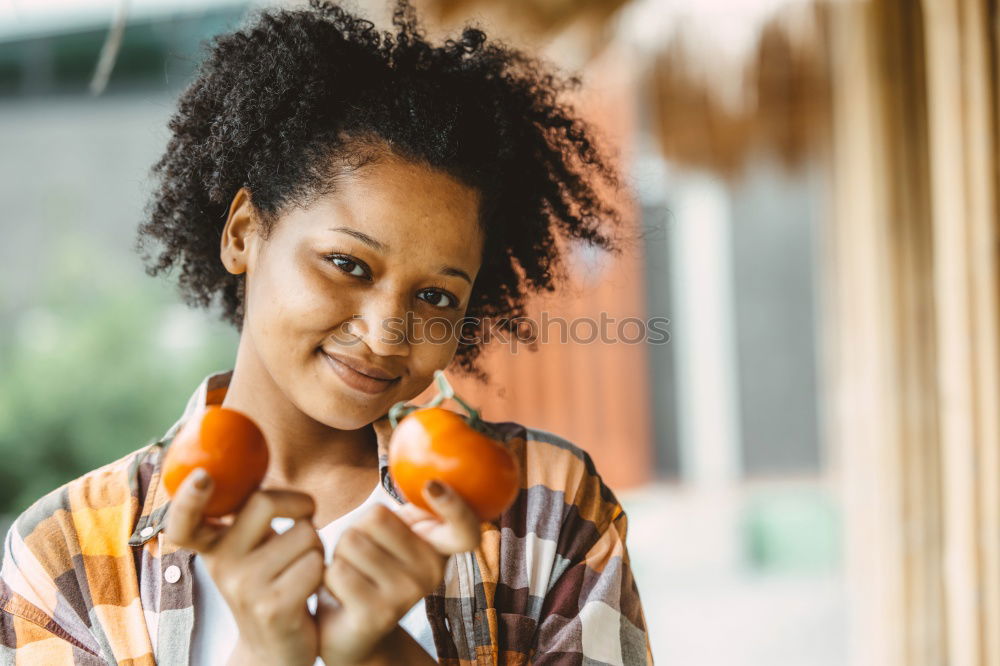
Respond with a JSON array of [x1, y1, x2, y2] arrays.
[[324, 556, 379, 609], [246, 519, 325, 582], [214, 489, 317, 557], [270, 547, 326, 607], [333, 524, 427, 598], [398, 480, 482, 555], [164, 468, 223, 552], [349, 505, 444, 587]]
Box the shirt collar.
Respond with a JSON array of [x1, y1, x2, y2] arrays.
[[129, 368, 403, 547]]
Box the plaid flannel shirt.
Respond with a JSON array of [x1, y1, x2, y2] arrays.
[[1, 369, 653, 665]]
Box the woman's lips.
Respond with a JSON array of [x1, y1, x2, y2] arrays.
[[322, 352, 399, 395]]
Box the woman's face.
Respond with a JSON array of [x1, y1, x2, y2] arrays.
[[223, 153, 484, 430]]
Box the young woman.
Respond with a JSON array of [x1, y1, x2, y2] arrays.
[[0, 1, 653, 663]]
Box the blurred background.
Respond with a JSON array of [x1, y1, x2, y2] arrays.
[[1, 0, 997, 665]]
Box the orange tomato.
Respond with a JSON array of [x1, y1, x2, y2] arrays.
[[388, 407, 520, 521], [162, 405, 269, 517]]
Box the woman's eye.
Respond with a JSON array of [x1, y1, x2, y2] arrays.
[[330, 255, 368, 278], [419, 289, 456, 308]]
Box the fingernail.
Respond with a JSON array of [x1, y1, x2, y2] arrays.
[[425, 479, 445, 498], [191, 468, 211, 491]]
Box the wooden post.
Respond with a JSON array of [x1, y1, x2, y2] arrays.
[[831, 0, 1000, 664], [922, 0, 1000, 663], [828, 2, 913, 663]]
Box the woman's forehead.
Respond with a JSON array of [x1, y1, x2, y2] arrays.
[[285, 157, 484, 263]]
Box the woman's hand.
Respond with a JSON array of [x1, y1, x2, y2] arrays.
[[318, 480, 482, 666], [165, 468, 324, 666]]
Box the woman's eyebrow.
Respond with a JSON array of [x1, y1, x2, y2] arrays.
[[330, 226, 472, 284], [329, 226, 388, 252], [440, 266, 472, 284]]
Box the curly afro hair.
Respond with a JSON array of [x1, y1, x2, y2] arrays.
[[136, 0, 624, 378]]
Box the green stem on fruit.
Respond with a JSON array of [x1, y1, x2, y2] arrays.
[[387, 401, 419, 428], [386, 369, 484, 429]]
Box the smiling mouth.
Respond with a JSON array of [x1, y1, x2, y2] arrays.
[[321, 351, 400, 395]]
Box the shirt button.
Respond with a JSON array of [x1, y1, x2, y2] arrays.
[[139, 526, 154, 538], [163, 565, 181, 584]]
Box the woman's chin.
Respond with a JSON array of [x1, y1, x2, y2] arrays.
[[310, 400, 386, 431], [309, 371, 392, 426]]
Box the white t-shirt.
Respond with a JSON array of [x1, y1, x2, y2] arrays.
[[190, 483, 437, 665]]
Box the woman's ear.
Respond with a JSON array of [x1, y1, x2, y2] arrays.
[[220, 187, 258, 275]]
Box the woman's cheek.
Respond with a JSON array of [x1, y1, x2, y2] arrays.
[[412, 309, 464, 347], [403, 340, 457, 393]]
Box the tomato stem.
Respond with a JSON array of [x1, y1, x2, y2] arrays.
[[431, 370, 483, 428], [386, 370, 483, 429], [387, 402, 418, 428]]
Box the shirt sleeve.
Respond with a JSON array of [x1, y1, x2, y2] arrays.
[[532, 489, 654, 665], [1, 516, 104, 663]]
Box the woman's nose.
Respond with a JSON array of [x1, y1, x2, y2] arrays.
[[350, 294, 413, 357]]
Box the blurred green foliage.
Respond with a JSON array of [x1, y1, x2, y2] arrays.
[[0, 231, 237, 518]]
